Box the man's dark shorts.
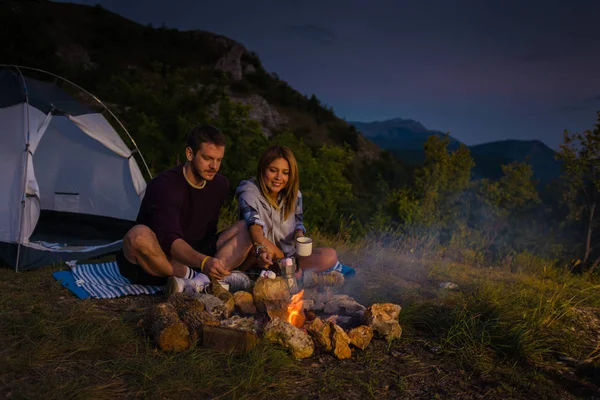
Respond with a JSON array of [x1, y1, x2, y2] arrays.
[[116, 231, 222, 285]]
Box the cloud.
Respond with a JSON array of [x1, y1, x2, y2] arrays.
[[287, 24, 336, 45], [550, 105, 587, 114], [584, 95, 600, 103]]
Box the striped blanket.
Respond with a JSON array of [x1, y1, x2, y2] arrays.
[[66, 261, 163, 299]]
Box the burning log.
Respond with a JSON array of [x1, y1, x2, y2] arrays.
[[233, 291, 257, 314], [348, 326, 373, 350], [167, 294, 219, 342], [263, 317, 314, 359], [364, 303, 402, 342], [144, 303, 190, 352], [253, 276, 291, 314]]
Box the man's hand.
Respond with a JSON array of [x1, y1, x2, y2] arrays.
[[293, 229, 305, 240], [203, 257, 231, 280]]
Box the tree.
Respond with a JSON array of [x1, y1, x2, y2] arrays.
[[555, 111, 600, 271], [388, 134, 474, 228], [474, 161, 540, 255]]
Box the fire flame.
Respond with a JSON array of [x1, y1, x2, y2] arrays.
[[287, 289, 305, 328]]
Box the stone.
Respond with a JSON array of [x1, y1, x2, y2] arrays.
[[364, 303, 402, 342], [233, 291, 257, 315], [329, 322, 352, 360], [439, 282, 459, 290], [215, 43, 246, 81], [306, 317, 332, 351], [323, 294, 366, 316], [253, 276, 291, 314], [348, 326, 373, 350], [263, 317, 314, 359]]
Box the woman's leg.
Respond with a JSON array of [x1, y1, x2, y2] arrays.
[[297, 247, 338, 273]]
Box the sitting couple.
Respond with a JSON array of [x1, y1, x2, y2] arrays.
[[116, 124, 355, 294]]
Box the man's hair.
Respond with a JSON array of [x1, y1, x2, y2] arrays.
[[186, 124, 226, 154], [256, 145, 299, 220]]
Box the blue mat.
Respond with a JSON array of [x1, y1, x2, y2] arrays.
[[53, 261, 163, 299]]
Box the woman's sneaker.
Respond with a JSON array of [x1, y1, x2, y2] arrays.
[[324, 261, 356, 278], [221, 271, 253, 292]]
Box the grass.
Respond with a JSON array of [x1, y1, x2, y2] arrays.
[[1, 234, 600, 399]]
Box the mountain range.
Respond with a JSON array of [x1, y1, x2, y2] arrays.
[[350, 118, 563, 185]]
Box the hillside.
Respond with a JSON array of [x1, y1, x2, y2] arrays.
[[351, 118, 562, 185], [0, 0, 410, 230]]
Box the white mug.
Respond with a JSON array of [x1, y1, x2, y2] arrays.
[[295, 236, 313, 257]]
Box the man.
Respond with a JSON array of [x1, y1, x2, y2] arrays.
[[116, 124, 253, 294]]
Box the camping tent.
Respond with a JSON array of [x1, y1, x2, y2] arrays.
[[0, 66, 150, 271]]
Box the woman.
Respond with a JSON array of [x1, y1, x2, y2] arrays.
[[235, 145, 355, 278]]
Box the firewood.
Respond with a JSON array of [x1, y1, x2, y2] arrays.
[[167, 294, 219, 343], [209, 277, 235, 317], [144, 303, 190, 352]]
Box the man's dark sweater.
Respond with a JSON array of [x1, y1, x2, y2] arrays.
[[136, 163, 229, 257]]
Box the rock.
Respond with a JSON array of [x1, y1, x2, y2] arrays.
[[229, 94, 287, 136], [329, 322, 352, 360], [323, 294, 366, 316], [439, 282, 459, 290], [263, 317, 314, 359], [364, 303, 402, 342], [244, 64, 256, 75], [233, 291, 257, 315], [302, 299, 315, 311], [348, 326, 373, 350], [253, 276, 291, 314], [306, 317, 332, 351], [215, 43, 246, 81]]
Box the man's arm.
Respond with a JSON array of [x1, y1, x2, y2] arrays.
[[170, 238, 230, 280]]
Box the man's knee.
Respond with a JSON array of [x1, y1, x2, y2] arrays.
[[124, 225, 156, 252]]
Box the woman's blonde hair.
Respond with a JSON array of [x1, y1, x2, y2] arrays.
[[257, 145, 299, 220]]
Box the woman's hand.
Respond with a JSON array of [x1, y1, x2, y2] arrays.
[[293, 229, 305, 240], [257, 248, 273, 269]]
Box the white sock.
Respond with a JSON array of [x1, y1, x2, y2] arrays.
[[183, 266, 195, 279]]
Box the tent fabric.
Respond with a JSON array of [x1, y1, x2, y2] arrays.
[[69, 114, 146, 197], [0, 69, 92, 116], [0, 67, 147, 271]]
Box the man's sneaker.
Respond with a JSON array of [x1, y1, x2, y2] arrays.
[[221, 271, 253, 292], [165, 276, 204, 297]]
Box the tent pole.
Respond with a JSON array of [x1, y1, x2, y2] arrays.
[[0, 64, 153, 180], [14, 66, 32, 273]]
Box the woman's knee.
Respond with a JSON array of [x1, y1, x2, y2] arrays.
[[322, 247, 338, 268]]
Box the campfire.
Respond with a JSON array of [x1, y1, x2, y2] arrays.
[[143, 273, 402, 361], [287, 289, 305, 328]]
